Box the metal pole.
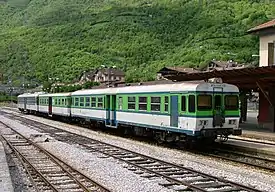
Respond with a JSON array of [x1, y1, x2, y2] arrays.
[[108, 67, 110, 87], [10, 88, 12, 105]]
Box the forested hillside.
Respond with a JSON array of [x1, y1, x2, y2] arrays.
[[0, 0, 275, 85]]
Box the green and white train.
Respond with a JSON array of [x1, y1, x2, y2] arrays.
[[18, 81, 241, 143]]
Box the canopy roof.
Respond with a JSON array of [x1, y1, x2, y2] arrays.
[[160, 66, 275, 90]]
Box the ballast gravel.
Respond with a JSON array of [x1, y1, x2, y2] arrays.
[[1, 109, 275, 192]]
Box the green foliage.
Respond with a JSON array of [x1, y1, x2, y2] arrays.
[[82, 81, 100, 89], [1, 0, 275, 83], [0, 94, 17, 102], [43, 81, 100, 93]]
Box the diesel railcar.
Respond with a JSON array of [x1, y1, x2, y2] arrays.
[[18, 81, 241, 143]]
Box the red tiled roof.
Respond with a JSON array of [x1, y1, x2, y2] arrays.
[[248, 19, 275, 33]]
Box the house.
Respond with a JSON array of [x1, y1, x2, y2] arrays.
[[201, 60, 246, 71], [157, 60, 247, 80], [248, 19, 275, 66], [79, 68, 125, 84], [157, 67, 200, 80]]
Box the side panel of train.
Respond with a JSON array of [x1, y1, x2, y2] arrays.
[[39, 95, 71, 116], [17, 94, 39, 113], [71, 95, 106, 121], [70, 91, 241, 140]]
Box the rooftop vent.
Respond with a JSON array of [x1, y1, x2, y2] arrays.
[[208, 78, 223, 84]]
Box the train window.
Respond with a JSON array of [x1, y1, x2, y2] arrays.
[[91, 97, 96, 107], [188, 95, 195, 113], [80, 97, 84, 107], [139, 97, 147, 111], [85, 97, 90, 107], [62, 98, 65, 105], [181, 96, 186, 111], [118, 97, 123, 110], [98, 97, 103, 108], [128, 96, 136, 110], [75, 98, 79, 106], [164, 96, 169, 112], [197, 95, 212, 110], [151, 96, 161, 111], [225, 95, 239, 110], [214, 95, 221, 109]]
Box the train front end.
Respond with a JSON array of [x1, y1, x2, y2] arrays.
[[194, 79, 241, 140]]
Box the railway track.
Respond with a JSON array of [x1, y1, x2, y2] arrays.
[[0, 121, 110, 192], [228, 137, 275, 146], [1, 112, 263, 192], [198, 147, 275, 172]]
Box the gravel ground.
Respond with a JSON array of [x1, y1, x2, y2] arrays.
[[1, 109, 275, 192], [0, 124, 35, 192], [0, 114, 173, 192]]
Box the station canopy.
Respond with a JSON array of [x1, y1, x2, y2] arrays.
[[159, 66, 275, 90]]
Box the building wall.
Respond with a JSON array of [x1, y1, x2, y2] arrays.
[[259, 33, 275, 66], [258, 91, 274, 131]]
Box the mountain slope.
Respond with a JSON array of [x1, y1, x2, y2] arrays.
[[0, 0, 274, 85]]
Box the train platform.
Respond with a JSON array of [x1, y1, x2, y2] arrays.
[[227, 126, 275, 156], [0, 140, 13, 192], [225, 136, 275, 156], [240, 129, 275, 142]]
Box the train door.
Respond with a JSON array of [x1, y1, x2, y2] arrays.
[[213, 87, 224, 127], [36, 96, 39, 112], [105, 95, 117, 127], [170, 95, 178, 127], [48, 97, 52, 115], [24, 98, 27, 111]]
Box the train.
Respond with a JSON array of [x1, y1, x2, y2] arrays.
[[17, 80, 241, 143]]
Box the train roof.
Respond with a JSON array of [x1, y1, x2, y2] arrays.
[[17, 92, 43, 98], [71, 82, 239, 96], [39, 92, 72, 97]]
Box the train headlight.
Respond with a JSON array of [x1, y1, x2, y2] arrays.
[[199, 120, 208, 126], [229, 120, 237, 125]]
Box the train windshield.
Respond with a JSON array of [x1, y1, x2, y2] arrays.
[[197, 95, 212, 110], [225, 95, 239, 110]]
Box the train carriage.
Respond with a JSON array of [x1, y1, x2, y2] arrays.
[[38, 93, 71, 117], [71, 80, 241, 142], [18, 93, 40, 114]]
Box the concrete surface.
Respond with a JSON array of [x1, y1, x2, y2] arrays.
[[0, 141, 13, 192]]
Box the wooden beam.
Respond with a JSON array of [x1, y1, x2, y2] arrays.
[[256, 81, 273, 107]]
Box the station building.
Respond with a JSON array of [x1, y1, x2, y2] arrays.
[[157, 19, 275, 132]]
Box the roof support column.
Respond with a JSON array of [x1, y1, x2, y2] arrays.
[[256, 81, 273, 107], [269, 88, 275, 132], [240, 90, 248, 123]]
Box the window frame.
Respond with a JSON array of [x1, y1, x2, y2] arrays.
[[128, 96, 136, 110], [91, 97, 96, 107], [224, 95, 239, 110], [97, 96, 104, 108], [138, 96, 147, 111], [181, 95, 186, 112], [164, 96, 169, 112], [151, 96, 161, 112], [79, 97, 84, 107], [188, 95, 196, 113], [118, 96, 123, 110], [85, 97, 90, 107], [75, 97, 79, 106], [214, 95, 222, 109], [197, 94, 212, 111]]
